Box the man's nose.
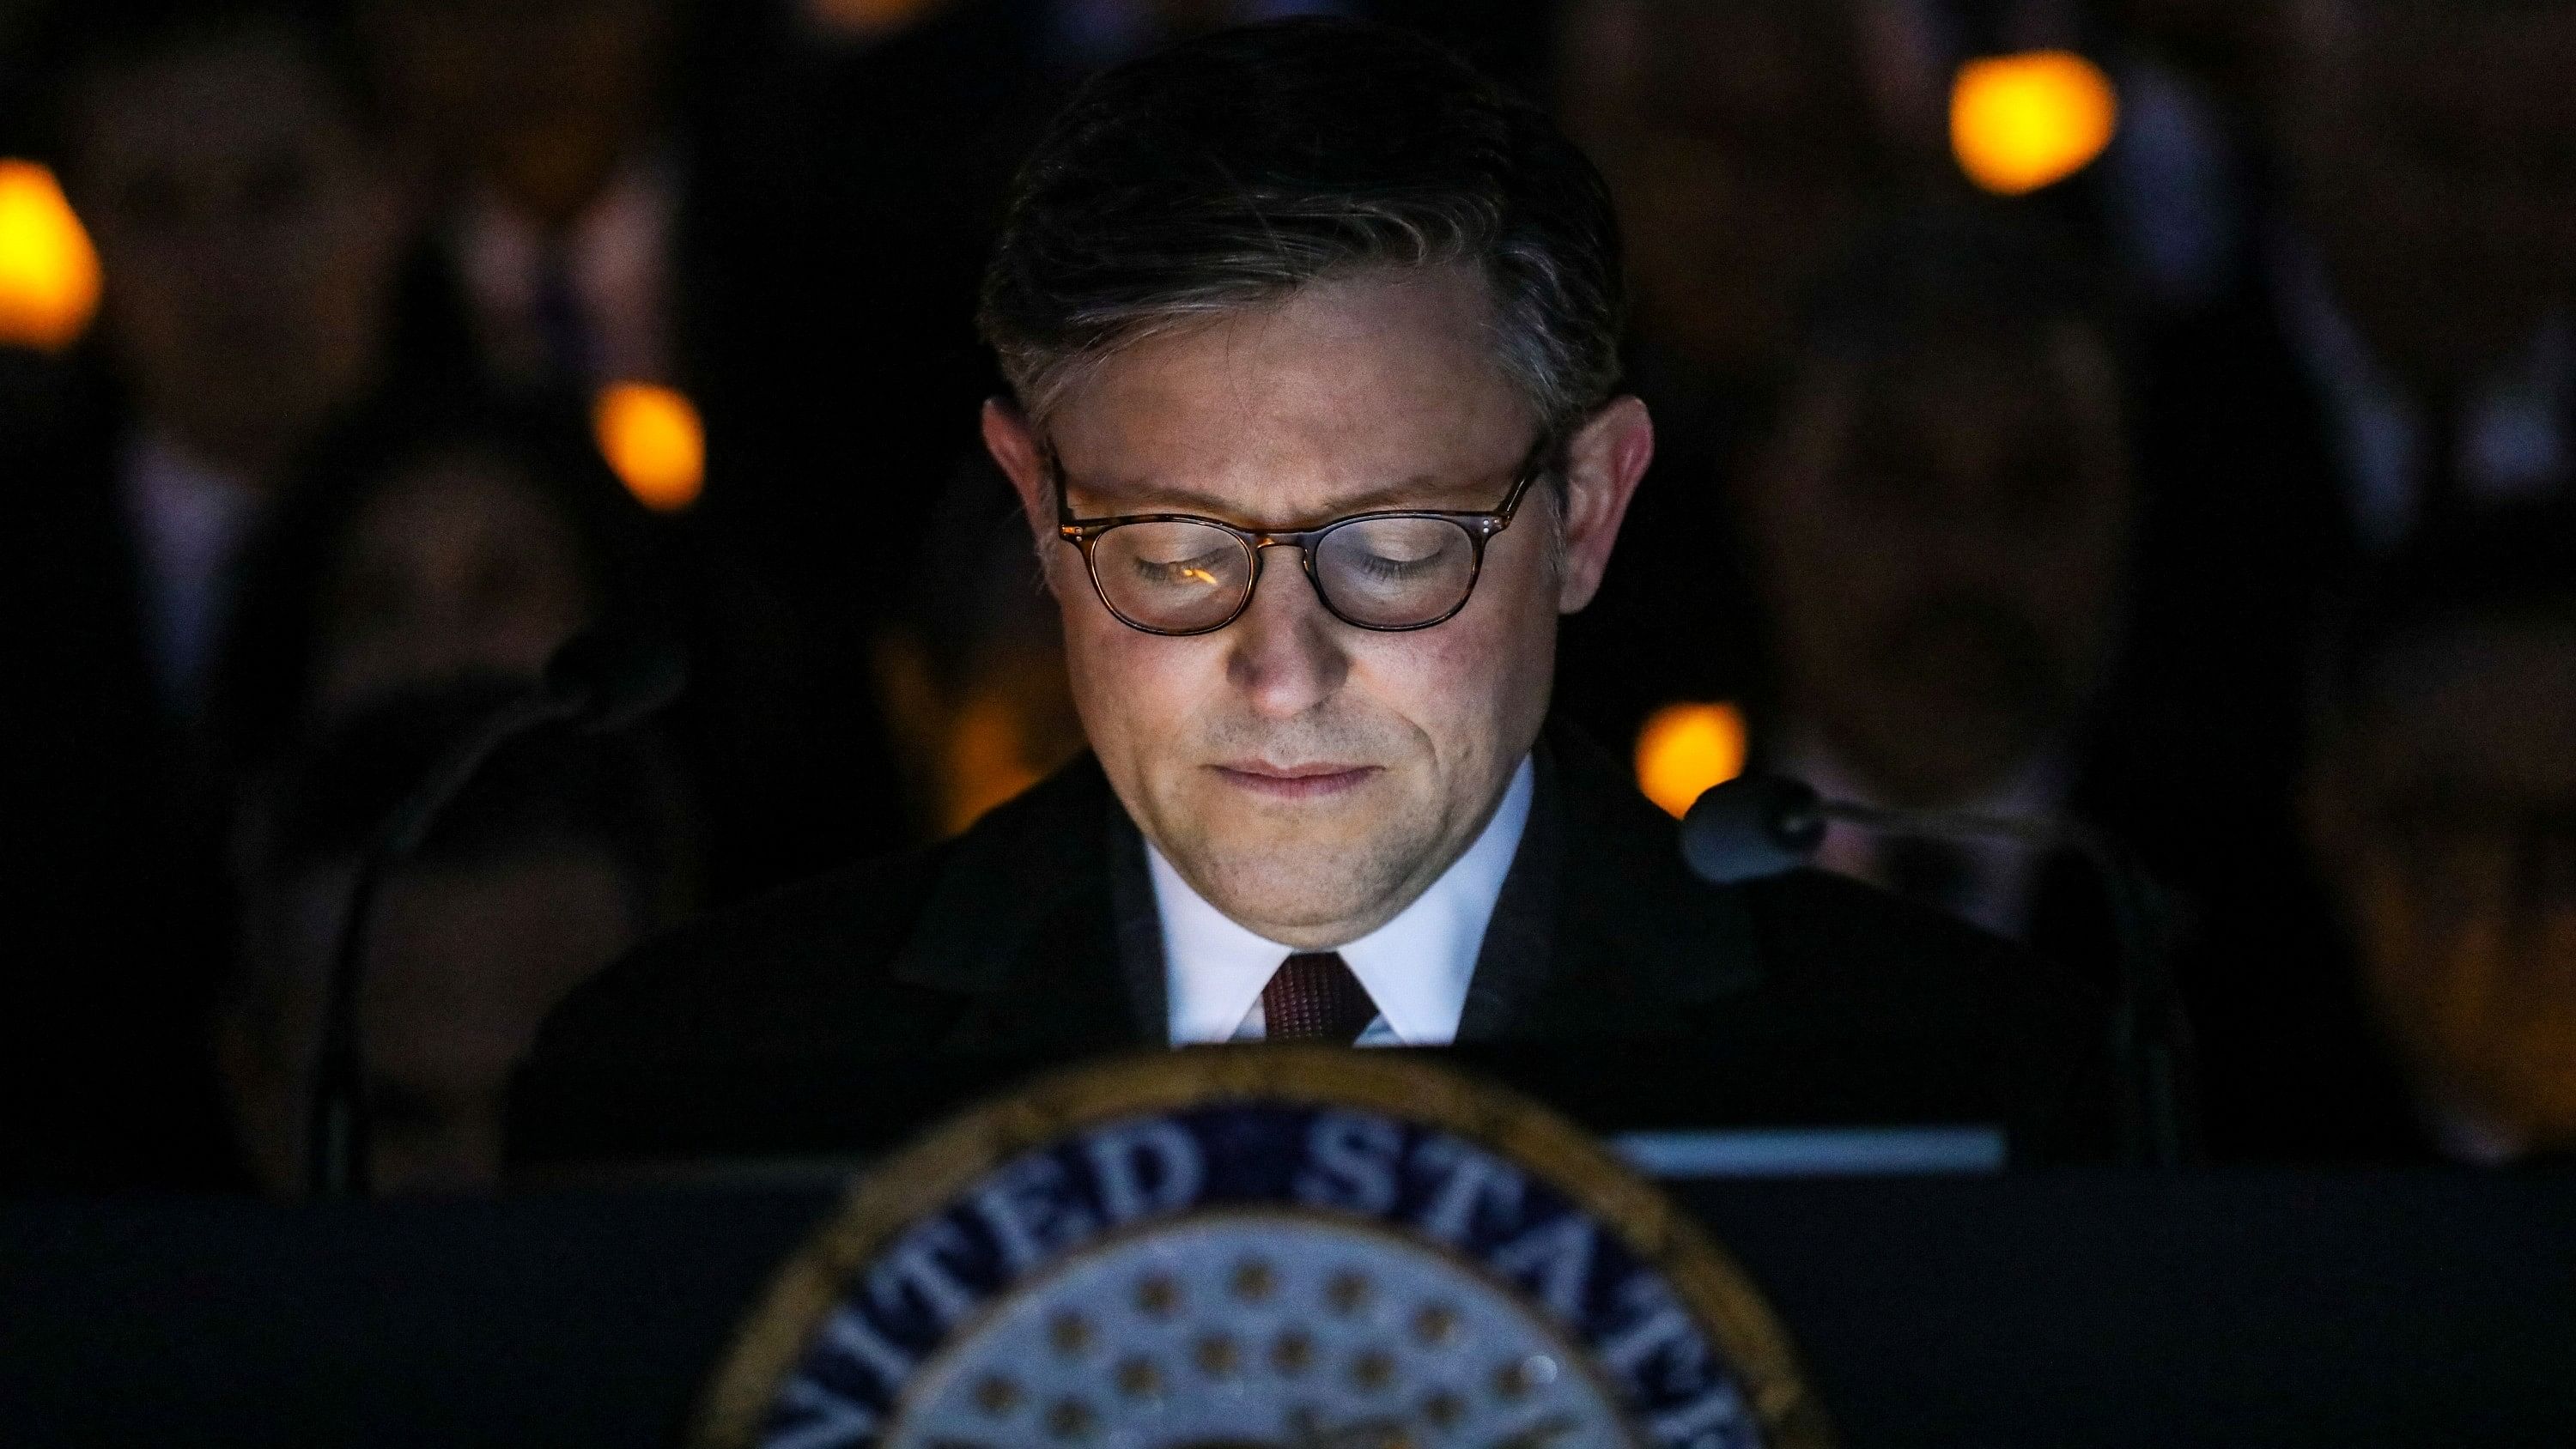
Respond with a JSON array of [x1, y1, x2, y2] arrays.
[[1224, 546, 1348, 718]]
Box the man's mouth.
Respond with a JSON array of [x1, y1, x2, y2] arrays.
[[1208, 761, 1383, 800]]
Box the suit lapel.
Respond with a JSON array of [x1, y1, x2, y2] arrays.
[[883, 755, 1150, 1058], [1459, 729, 1766, 1043], [884, 728, 1766, 1055], [1454, 745, 1564, 1040]]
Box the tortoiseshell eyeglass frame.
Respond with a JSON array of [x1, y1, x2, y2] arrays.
[[1045, 432, 1558, 636]]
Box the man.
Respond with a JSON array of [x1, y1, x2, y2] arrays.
[[2, 0, 413, 1188], [2275, 506, 2576, 1162], [2149, 0, 2576, 549], [2112, 1, 2576, 1153], [1736, 210, 2138, 956], [360, 0, 683, 394], [23, 0, 410, 712], [2131, 0, 2576, 916], [512, 20, 2114, 1173]]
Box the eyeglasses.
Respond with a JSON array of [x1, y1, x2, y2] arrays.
[[1048, 434, 1553, 636]]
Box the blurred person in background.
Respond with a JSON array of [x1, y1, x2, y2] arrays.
[[216, 396, 905, 901], [357, 0, 684, 395], [2129, 0, 2576, 923], [2162, 0, 2576, 551], [1558, 0, 1932, 414], [219, 686, 695, 1195], [349, 0, 890, 666], [1735, 209, 2139, 974], [2095, 0, 2292, 315], [348, 0, 1073, 655], [1550, 0, 1934, 757], [1, 0, 416, 1189], [213, 397, 658, 764], [871, 461, 1086, 839], [14, 0, 410, 717], [2262, 506, 2576, 1162]]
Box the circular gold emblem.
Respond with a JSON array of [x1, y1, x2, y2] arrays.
[[696, 1049, 1832, 1448]]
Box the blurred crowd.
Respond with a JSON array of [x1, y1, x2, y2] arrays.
[[3, 0, 2574, 1194]]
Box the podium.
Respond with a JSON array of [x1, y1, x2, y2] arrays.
[[6, 1168, 2573, 1446]]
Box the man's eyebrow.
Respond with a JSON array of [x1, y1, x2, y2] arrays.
[[1060, 470, 1489, 519]]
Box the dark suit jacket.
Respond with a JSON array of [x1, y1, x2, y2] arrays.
[[511, 730, 2119, 1171], [2124, 259, 2496, 1162], [0, 383, 240, 1190]]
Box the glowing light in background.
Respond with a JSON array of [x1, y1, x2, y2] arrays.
[[1635, 700, 1748, 819], [0, 160, 103, 353], [1949, 52, 2118, 197], [802, 0, 951, 40], [592, 382, 704, 512]]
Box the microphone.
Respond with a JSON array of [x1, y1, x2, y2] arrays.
[[304, 622, 688, 1198], [1680, 775, 1828, 884], [540, 621, 689, 733], [1680, 773, 2196, 1168]]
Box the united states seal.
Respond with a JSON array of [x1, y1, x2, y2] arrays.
[[696, 1050, 1831, 1449]]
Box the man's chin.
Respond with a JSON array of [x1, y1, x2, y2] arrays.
[[1192, 865, 1407, 947], [1151, 806, 1426, 942]]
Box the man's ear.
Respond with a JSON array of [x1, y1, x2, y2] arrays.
[[1555, 395, 1654, 615], [981, 397, 1053, 543]]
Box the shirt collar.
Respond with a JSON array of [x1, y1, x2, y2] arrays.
[[1152, 755, 1535, 1046], [2272, 227, 2573, 549], [119, 427, 260, 711], [453, 150, 680, 383]]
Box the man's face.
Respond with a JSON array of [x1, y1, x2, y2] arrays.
[[70, 30, 404, 476], [1746, 331, 2132, 804], [986, 267, 1648, 948], [2309, 622, 2576, 1152], [2285, 7, 2576, 381], [1558, 0, 1887, 382]]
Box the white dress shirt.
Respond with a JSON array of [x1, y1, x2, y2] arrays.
[[2275, 233, 2572, 552], [120, 428, 259, 713], [453, 153, 679, 389], [1154, 755, 1534, 1047], [2103, 53, 2242, 314]]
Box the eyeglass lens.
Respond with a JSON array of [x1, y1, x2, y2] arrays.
[[1090, 516, 1479, 632]]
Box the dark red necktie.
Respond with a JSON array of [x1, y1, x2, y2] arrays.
[[1260, 952, 1379, 1044]]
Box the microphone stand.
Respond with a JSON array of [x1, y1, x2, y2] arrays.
[[303, 688, 586, 1200], [1789, 793, 2201, 1167]]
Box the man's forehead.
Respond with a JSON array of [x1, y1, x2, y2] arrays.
[[82, 39, 348, 173], [2345, 8, 2576, 106], [1042, 267, 1536, 513]]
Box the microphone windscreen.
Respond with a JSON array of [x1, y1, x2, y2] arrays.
[[541, 622, 688, 731], [1680, 774, 1827, 884]]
